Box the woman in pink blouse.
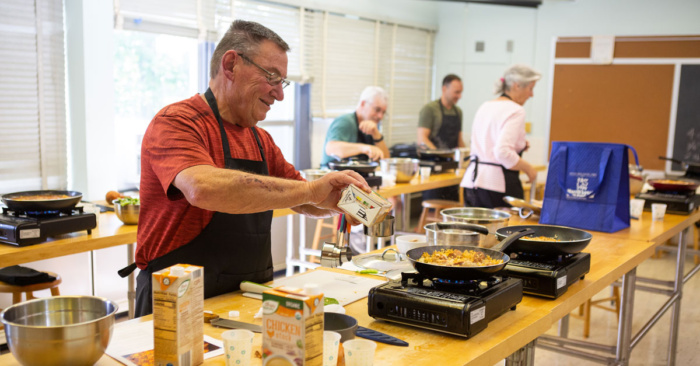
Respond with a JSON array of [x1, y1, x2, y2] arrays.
[[461, 64, 540, 208]]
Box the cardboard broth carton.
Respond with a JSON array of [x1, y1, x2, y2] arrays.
[[262, 285, 324, 366], [152, 264, 204, 366], [337, 184, 392, 227]]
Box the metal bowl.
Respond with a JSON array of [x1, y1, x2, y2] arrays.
[[441, 207, 511, 248], [379, 158, 420, 183], [301, 169, 330, 182], [1, 296, 118, 366], [113, 201, 140, 225]]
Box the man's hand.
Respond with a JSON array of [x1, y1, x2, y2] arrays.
[[362, 144, 385, 161], [358, 120, 381, 140], [308, 170, 371, 211]]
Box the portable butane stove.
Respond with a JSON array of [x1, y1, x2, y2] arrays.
[[358, 171, 383, 188], [635, 190, 699, 215], [367, 272, 523, 337], [0, 206, 96, 246], [502, 252, 591, 299]]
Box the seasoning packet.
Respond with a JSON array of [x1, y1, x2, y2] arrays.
[[337, 184, 392, 226]]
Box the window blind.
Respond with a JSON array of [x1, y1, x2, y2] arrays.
[[0, 0, 67, 194]]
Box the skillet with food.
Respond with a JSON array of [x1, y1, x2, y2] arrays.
[[647, 179, 699, 192], [405, 227, 534, 280], [1, 190, 83, 211], [416, 147, 455, 160], [495, 225, 592, 255], [327, 159, 379, 174]]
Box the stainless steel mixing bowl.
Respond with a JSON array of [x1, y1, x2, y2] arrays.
[[1, 296, 118, 366], [113, 201, 139, 225], [441, 207, 511, 248], [380, 158, 420, 183]]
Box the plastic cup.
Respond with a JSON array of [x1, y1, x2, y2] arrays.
[[395, 234, 427, 255], [343, 339, 377, 366], [323, 331, 342, 366], [420, 167, 431, 181], [221, 329, 254, 366], [629, 198, 645, 219], [82, 203, 100, 225], [651, 203, 667, 221]]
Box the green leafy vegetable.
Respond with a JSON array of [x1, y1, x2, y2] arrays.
[[115, 197, 140, 206], [324, 297, 339, 305], [356, 269, 379, 274]]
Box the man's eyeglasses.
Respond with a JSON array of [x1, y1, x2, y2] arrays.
[[239, 54, 290, 89]]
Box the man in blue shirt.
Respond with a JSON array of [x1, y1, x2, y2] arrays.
[[321, 86, 390, 167]]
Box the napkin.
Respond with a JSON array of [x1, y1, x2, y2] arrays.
[[0, 265, 56, 286]]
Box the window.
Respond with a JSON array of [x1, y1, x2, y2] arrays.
[[113, 30, 199, 190], [0, 0, 67, 194]]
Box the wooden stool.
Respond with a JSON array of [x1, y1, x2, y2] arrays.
[[573, 285, 621, 338], [415, 200, 462, 234], [0, 271, 62, 304], [309, 216, 340, 262]]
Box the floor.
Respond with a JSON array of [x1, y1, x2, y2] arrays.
[[531, 250, 700, 366]]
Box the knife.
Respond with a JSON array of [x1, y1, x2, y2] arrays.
[[210, 318, 262, 333], [356, 326, 409, 347]]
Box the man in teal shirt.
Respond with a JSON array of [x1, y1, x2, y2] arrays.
[[321, 86, 390, 167]]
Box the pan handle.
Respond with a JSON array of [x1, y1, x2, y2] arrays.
[[435, 222, 489, 236], [659, 156, 683, 165], [491, 228, 535, 253]]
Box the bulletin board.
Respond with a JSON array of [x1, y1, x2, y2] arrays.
[[549, 36, 700, 171]]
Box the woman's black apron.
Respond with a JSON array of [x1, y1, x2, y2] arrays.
[[130, 88, 274, 317], [423, 101, 461, 201], [464, 152, 525, 209]]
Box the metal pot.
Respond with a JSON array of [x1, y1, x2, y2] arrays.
[[423, 222, 489, 246], [379, 158, 420, 183], [440, 207, 511, 248], [301, 169, 330, 181]]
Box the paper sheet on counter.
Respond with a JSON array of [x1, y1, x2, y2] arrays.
[[105, 320, 223, 366], [272, 269, 386, 305]]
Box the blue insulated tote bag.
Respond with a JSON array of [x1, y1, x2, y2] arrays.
[[540, 142, 639, 233]]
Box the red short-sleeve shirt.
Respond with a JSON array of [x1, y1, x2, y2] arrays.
[[135, 94, 302, 268]]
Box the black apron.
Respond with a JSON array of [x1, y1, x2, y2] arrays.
[[423, 102, 461, 201], [127, 88, 274, 317], [430, 101, 461, 150], [464, 152, 525, 209]]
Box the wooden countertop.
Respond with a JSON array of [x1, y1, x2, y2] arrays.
[[2, 208, 698, 366]]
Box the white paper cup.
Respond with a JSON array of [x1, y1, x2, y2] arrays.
[[323, 331, 342, 366], [222, 329, 254, 366], [420, 167, 431, 181], [343, 339, 377, 366], [395, 234, 427, 255], [651, 203, 667, 221], [629, 198, 645, 219]]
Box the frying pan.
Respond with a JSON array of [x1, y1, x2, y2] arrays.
[[659, 156, 700, 169], [327, 159, 379, 174], [647, 179, 699, 192], [405, 228, 534, 280], [495, 225, 592, 255], [416, 147, 455, 159], [1, 190, 83, 211]]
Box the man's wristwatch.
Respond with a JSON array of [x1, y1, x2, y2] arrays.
[[374, 135, 384, 142]]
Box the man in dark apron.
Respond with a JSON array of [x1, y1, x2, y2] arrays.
[[417, 74, 467, 202], [120, 20, 369, 317], [320, 86, 390, 167]]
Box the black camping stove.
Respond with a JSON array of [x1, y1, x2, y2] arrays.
[[0, 206, 96, 246], [358, 171, 382, 188], [635, 190, 699, 215], [367, 272, 522, 337], [502, 252, 590, 299]]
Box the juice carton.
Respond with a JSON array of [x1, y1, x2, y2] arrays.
[[337, 184, 392, 227], [152, 264, 204, 366], [262, 285, 324, 366]]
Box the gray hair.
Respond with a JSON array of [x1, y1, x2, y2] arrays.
[[357, 86, 388, 108], [494, 64, 541, 95], [210, 20, 290, 79]]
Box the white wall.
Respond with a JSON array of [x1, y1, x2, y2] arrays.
[[433, 0, 700, 166]]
